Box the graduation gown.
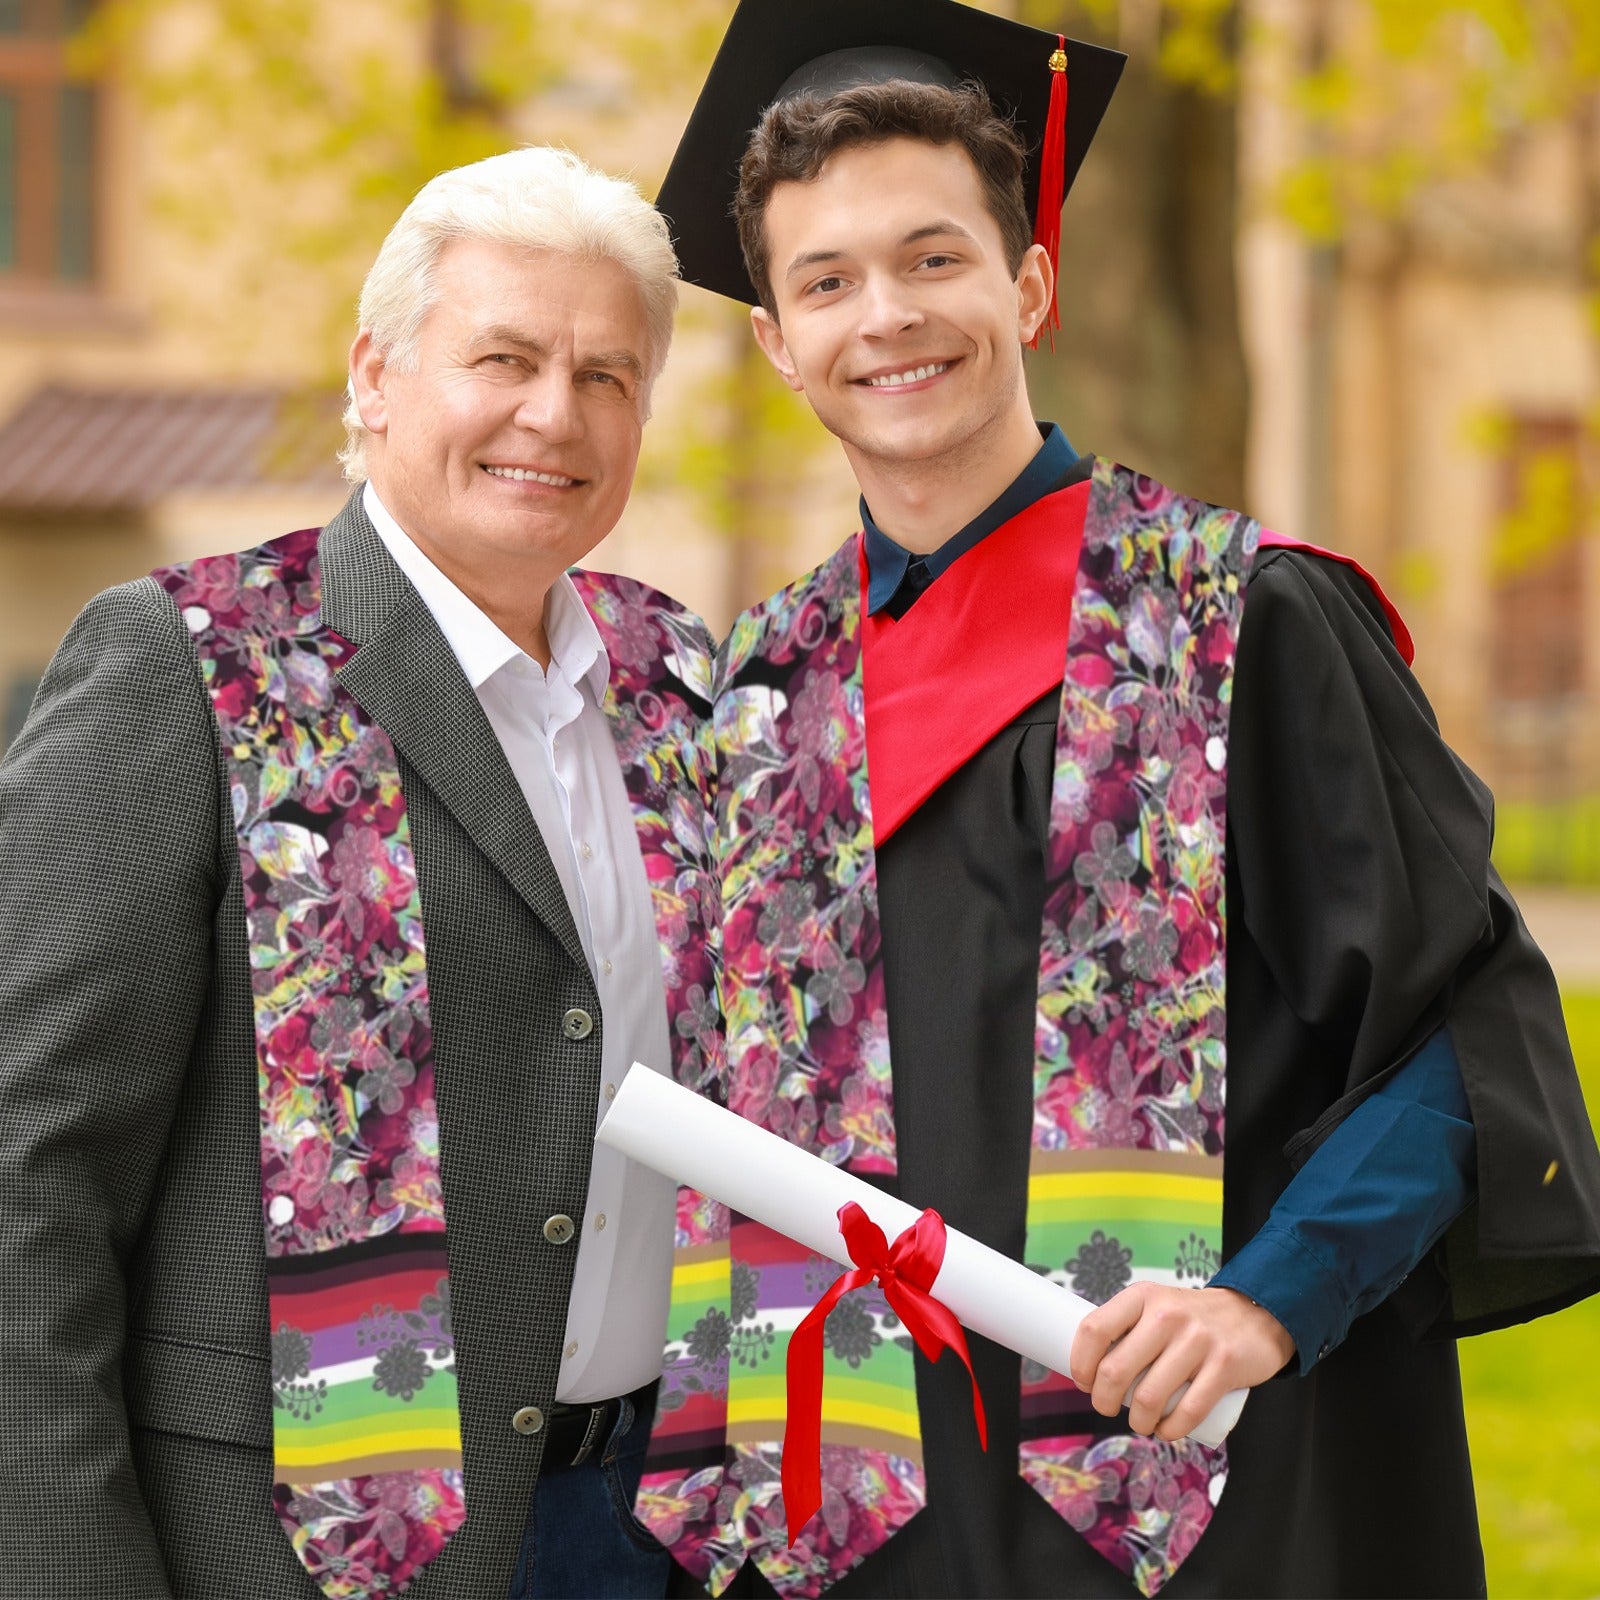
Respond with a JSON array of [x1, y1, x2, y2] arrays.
[[685, 520, 1600, 1599]]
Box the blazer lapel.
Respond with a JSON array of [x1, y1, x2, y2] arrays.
[[316, 492, 589, 973]]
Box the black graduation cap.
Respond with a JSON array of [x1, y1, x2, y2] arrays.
[[657, 0, 1127, 316]]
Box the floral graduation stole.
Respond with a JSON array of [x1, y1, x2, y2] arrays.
[[635, 541, 914, 1599], [1016, 470, 1250, 1596], [155, 535, 718, 1600], [568, 567, 724, 1109], [636, 460, 1257, 1599]]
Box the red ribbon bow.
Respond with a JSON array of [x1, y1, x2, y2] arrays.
[[782, 1203, 988, 1546]]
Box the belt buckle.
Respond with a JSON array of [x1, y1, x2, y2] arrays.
[[568, 1401, 607, 1467]]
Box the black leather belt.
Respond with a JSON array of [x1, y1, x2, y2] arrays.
[[543, 1380, 657, 1470]]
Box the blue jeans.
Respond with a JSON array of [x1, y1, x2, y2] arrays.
[[508, 1388, 671, 1599]]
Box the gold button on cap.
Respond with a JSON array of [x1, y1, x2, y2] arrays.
[[543, 1214, 576, 1245], [561, 1007, 594, 1040], [511, 1405, 545, 1436]]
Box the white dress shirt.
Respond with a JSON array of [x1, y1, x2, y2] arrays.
[[364, 483, 675, 1403]]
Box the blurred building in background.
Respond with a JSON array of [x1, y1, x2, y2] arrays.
[[0, 0, 352, 739], [1237, 0, 1600, 881], [0, 0, 854, 752], [1, 0, 1597, 882]]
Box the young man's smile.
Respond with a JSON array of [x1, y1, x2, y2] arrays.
[[853, 358, 959, 391]]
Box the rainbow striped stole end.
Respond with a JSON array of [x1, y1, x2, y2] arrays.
[[727, 1370, 924, 1461], [652, 1238, 732, 1468], [1026, 1148, 1224, 1288], [268, 1232, 459, 1485], [666, 1239, 732, 1335], [723, 1220, 923, 1463]]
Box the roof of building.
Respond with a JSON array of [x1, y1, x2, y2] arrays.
[[0, 385, 347, 513]]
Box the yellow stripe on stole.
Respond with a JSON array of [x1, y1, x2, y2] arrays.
[[726, 1397, 921, 1442], [274, 1426, 463, 1470], [672, 1257, 731, 1289], [1028, 1172, 1223, 1205]]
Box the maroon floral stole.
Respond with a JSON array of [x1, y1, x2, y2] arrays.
[[636, 460, 1257, 1598], [155, 534, 717, 1600]]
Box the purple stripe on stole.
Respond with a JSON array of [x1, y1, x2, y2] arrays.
[[304, 1321, 395, 1371], [751, 1263, 894, 1321], [750, 1261, 830, 1314]]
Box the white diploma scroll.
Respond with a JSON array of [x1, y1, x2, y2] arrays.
[[598, 1062, 1246, 1449]]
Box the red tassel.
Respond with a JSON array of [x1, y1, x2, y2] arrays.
[[1029, 37, 1069, 352]]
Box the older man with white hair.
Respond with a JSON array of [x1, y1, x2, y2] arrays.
[[0, 147, 715, 1600]]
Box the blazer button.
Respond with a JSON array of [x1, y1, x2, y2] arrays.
[[543, 1214, 576, 1245], [561, 1007, 594, 1041], [511, 1405, 545, 1436]]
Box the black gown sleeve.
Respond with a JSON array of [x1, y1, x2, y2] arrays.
[[1228, 547, 1600, 1337]]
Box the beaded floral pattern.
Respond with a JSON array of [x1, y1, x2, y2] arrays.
[[157, 546, 720, 1600], [725, 1226, 924, 1598], [155, 529, 464, 1599], [725, 1441, 928, 1598], [1021, 460, 1257, 1597], [715, 543, 894, 1176], [571, 569, 723, 1101], [574, 570, 756, 1588], [573, 574, 736, 1586], [1031, 462, 1254, 1159], [1021, 1434, 1220, 1595], [642, 547, 917, 1596]]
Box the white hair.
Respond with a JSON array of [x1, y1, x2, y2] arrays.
[[339, 145, 679, 482]]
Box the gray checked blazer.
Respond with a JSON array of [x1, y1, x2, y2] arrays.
[[0, 493, 631, 1597]]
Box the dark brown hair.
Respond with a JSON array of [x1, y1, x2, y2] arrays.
[[735, 79, 1032, 316]]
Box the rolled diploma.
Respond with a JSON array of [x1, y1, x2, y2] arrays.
[[599, 1062, 1245, 1449]]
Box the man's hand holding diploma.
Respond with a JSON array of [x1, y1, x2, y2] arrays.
[[1071, 1284, 1296, 1442]]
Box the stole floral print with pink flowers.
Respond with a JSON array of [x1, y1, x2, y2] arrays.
[[156, 529, 463, 1600], [648, 460, 1257, 1600], [1017, 466, 1256, 1598], [569, 569, 754, 1584], [625, 536, 923, 1600], [155, 537, 723, 1600]]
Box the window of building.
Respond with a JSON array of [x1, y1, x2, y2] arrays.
[[0, 0, 97, 285]]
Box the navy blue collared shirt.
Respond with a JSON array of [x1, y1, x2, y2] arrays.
[[859, 422, 1478, 1371], [863, 423, 1078, 617]]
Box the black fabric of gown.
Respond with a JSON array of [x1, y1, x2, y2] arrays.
[[678, 534, 1600, 1599]]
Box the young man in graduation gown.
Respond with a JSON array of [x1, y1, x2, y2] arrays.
[[0, 149, 716, 1600], [631, 3, 1600, 1597]]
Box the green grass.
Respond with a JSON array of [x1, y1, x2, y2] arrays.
[[1459, 990, 1600, 1596], [1492, 799, 1600, 887]]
